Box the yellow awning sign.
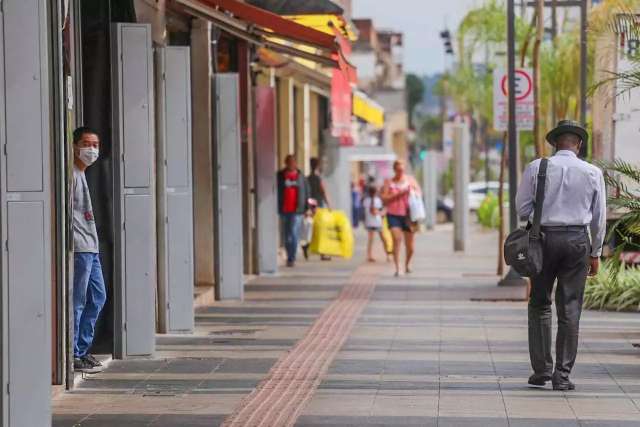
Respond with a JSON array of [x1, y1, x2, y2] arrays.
[[353, 92, 384, 128], [285, 14, 357, 42]]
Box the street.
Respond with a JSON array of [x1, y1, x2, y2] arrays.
[[53, 225, 640, 426]]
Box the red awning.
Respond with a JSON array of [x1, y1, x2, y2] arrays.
[[174, 0, 344, 67], [198, 0, 337, 53]]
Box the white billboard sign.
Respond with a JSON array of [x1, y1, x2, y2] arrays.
[[493, 68, 534, 131]]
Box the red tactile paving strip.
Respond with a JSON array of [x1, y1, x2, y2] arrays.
[[221, 265, 380, 427]]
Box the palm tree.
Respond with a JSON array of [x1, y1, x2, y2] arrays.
[[596, 159, 640, 285], [590, 3, 640, 98]]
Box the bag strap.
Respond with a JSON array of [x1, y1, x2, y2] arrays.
[[531, 158, 548, 238]]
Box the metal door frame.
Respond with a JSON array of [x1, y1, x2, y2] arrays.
[[0, 4, 6, 423], [155, 46, 194, 333], [64, 0, 85, 390], [213, 73, 244, 300], [111, 22, 156, 358], [49, 0, 69, 388], [0, 0, 53, 424]]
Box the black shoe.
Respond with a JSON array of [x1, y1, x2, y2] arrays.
[[552, 380, 575, 391], [83, 354, 102, 367], [528, 373, 552, 386], [552, 372, 575, 390], [74, 357, 100, 373], [302, 245, 309, 260], [286, 260, 295, 267]]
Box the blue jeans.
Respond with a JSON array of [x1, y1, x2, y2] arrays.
[[281, 213, 302, 263], [73, 253, 107, 358]]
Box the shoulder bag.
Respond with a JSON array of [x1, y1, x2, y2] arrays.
[[503, 158, 548, 277]]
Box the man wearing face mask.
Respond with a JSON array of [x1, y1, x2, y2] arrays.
[[72, 127, 106, 372]]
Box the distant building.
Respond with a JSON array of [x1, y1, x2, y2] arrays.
[[351, 18, 409, 164]]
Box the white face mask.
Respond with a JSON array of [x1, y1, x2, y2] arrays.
[[78, 147, 99, 166]]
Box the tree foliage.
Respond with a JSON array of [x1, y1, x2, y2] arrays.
[[590, 1, 640, 100], [406, 73, 425, 128]]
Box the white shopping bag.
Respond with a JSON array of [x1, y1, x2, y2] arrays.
[[408, 191, 426, 222]]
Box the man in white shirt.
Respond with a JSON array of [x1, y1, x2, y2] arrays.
[[516, 120, 606, 391]]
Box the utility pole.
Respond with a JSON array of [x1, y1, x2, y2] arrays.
[[551, 0, 558, 125], [533, 0, 544, 157], [499, 0, 528, 287], [507, 0, 518, 233], [453, 123, 470, 251], [423, 152, 437, 230], [579, 0, 588, 157]]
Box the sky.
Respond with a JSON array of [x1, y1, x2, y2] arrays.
[[352, 0, 480, 76]]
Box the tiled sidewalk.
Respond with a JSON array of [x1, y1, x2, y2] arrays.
[[53, 225, 640, 426]]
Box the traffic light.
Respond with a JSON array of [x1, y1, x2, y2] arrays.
[[440, 29, 454, 55], [419, 145, 427, 161]]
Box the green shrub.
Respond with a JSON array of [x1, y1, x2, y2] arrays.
[[584, 259, 640, 311], [477, 193, 499, 229]]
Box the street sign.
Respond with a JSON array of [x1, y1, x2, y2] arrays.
[[493, 68, 534, 131]]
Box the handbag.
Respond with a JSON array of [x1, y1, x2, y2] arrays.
[[504, 158, 548, 277], [408, 190, 426, 222]]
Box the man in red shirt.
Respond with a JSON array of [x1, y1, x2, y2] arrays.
[[277, 155, 309, 266]]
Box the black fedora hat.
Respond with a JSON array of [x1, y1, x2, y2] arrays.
[[545, 119, 588, 145]]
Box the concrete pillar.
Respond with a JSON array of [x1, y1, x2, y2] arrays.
[[190, 19, 215, 288], [422, 152, 437, 230], [277, 77, 294, 163], [294, 84, 305, 171], [310, 91, 320, 158], [453, 124, 470, 251], [323, 135, 351, 214], [303, 84, 312, 175]]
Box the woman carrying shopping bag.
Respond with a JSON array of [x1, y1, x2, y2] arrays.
[[381, 160, 422, 276]]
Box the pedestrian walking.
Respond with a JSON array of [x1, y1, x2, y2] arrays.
[[307, 157, 332, 260], [72, 127, 107, 373], [300, 198, 318, 261], [516, 120, 606, 391], [351, 182, 362, 228], [277, 155, 310, 267], [362, 185, 390, 263], [381, 160, 421, 276], [307, 157, 331, 208]]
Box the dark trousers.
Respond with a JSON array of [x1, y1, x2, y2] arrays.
[[528, 229, 590, 380]]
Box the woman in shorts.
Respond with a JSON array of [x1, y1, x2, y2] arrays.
[[381, 160, 421, 276]]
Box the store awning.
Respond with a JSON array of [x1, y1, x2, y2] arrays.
[[286, 15, 358, 42], [185, 0, 336, 49], [257, 48, 332, 91], [174, 0, 342, 67], [247, 0, 344, 16], [353, 91, 384, 129]]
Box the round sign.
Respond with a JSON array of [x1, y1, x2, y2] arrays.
[[500, 70, 533, 101]]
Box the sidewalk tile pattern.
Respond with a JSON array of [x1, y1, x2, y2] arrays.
[[221, 265, 380, 427], [52, 226, 640, 427]]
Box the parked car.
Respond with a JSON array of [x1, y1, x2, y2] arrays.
[[443, 181, 509, 212], [437, 198, 453, 223]]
